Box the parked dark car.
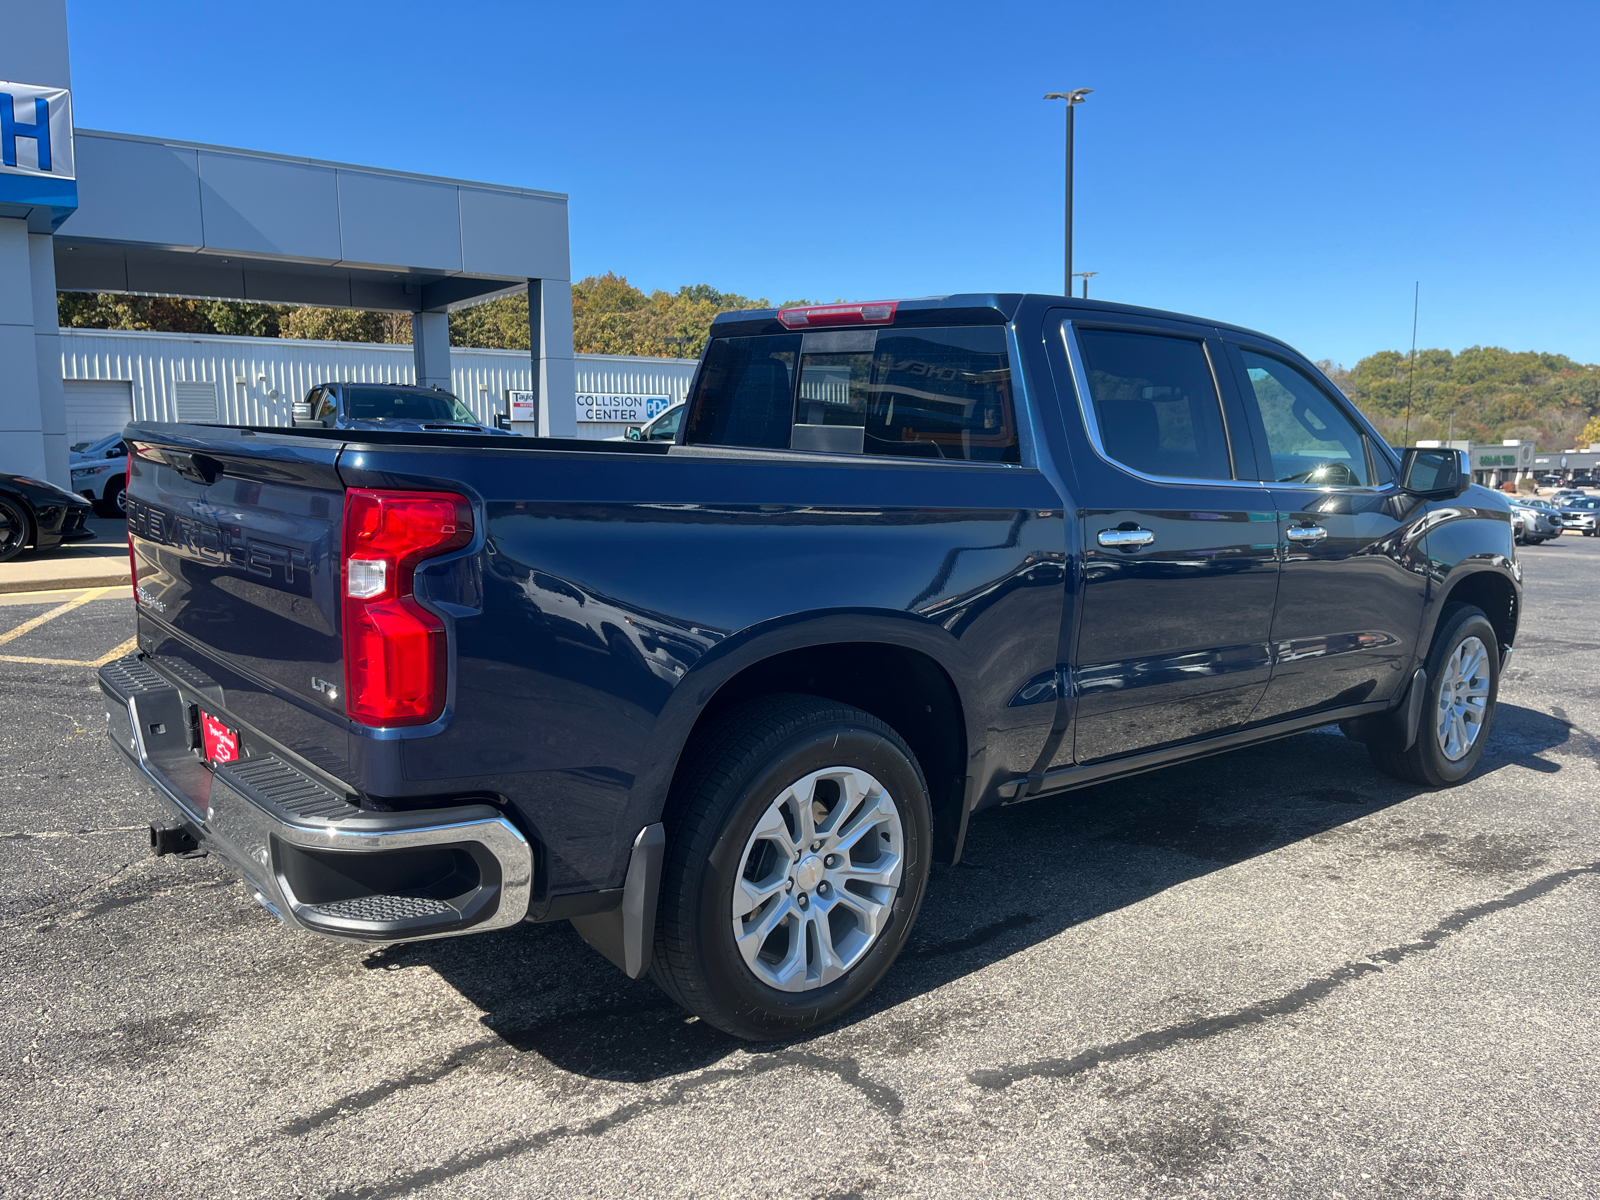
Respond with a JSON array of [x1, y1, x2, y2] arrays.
[[101, 293, 1520, 1038], [292, 382, 515, 437], [0, 471, 95, 563]]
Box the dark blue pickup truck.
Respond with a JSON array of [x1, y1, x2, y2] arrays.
[[101, 294, 1519, 1038]]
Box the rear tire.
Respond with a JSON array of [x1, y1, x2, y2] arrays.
[[652, 694, 932, 1040], [1369, 606, 1499, 787]]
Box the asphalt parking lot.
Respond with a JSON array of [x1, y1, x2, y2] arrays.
[[1, 539, 1596, 1200]]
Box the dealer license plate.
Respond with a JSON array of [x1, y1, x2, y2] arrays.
[[200, 711, 239, 764]]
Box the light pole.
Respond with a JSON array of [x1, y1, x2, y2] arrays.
[[1045, 88, 1092, 296], [1072, 270, 1098, 299]]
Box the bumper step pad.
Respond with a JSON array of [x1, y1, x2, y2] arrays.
[[98, 652, 534, 943]]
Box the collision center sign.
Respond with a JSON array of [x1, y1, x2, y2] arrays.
[[576, 393, 672, 423]]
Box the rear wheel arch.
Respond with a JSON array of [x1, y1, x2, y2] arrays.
[[667, 639, 971, 864]]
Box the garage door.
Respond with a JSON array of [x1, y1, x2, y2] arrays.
[[64, 379, 133, 448]]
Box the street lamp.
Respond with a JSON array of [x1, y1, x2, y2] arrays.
[[1044, 88, 1093, 296], [1072, 270, 1098, 299]]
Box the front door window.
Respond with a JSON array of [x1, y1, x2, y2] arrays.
[[1238, 352, 1371, 488]]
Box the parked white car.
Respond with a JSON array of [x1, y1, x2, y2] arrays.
[[68, 433, 128, 517], [605, 402, 684, 444]]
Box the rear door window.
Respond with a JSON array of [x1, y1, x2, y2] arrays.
[[685, 325, 1019, 463], [1075, 329, 1234, 481]]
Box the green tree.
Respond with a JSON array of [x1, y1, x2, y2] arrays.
[[1334, 345, 1600, 449], [280, 306, 409, 344], [59, 291, 296, 338], [450, 293, 529, 350], [57, 277, 831, 367]]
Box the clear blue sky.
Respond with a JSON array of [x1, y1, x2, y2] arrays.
[[65, 0, 1600, 368]]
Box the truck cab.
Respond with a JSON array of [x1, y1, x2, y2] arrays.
[[293, 382, 513, 436]]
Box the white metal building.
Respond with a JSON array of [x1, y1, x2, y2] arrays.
[[59, 328, 698, 444]]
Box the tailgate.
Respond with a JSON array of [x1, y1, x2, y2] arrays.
[[126, 425, 347, 721]]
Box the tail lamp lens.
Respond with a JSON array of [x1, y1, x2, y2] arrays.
[[342, 489, 472, 726]]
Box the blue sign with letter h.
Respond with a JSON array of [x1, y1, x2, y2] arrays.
[[1, 94, 52, 171]]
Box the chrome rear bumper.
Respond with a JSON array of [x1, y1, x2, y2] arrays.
[[99, 654, 532, 942]]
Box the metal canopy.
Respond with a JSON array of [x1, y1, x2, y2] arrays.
[[53, 130, 570, 313]]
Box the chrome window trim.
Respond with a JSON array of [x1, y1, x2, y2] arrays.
[[1270, 481, 1390, 496], [1059, 319, 1265, 490]]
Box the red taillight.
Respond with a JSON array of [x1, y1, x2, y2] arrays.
[[342, 489, 473, 726], [776, 300, 899, 329]]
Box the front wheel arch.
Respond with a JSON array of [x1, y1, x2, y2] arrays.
[[1428, 568, 1518, 656]]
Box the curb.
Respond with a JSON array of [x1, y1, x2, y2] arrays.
[[0, 574, 132, 596]]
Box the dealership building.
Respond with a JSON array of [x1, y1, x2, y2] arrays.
[[2, 1, 630, 490]]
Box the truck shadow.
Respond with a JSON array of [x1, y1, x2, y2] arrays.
[[378, 702, 1581, 1084]]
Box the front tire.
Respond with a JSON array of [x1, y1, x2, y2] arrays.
[[93, 475, 126, 520], [1369, 606, 1499, 787], [0, 496, 31, 563], [652, 694, 932, 1040]]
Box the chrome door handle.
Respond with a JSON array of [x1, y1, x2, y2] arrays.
[[1097, 528, 1155, 548], [1285, 524, 1327, 543]]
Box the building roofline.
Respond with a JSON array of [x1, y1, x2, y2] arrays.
[[75, 128, 568, 201]]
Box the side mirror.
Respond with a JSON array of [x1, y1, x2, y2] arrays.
[[625, 425, 642, 441], [1400, 447, 1469, 500]]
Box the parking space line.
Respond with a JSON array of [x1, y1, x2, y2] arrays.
[[0, 634, 138, 669], [0, 587, 115, 647]]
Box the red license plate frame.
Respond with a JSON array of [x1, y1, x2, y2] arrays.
[[199, 710, 239, 765]]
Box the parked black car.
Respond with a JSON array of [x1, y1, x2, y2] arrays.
[[102, 293, 1520, 1039], [0, 471, 96, 563]]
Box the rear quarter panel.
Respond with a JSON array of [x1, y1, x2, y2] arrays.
[[337, 442, 1067, 896]]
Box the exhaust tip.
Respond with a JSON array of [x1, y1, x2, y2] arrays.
[[150, 822, 198, 857]]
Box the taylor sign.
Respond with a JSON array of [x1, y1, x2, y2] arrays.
[[576, 393, 672, 423]]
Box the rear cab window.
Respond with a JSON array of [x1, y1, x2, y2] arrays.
[[685, 324, 1020, 464]]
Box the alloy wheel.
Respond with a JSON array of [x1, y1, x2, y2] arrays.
[[731, 766, 904, 992], [1436, 635, 1491, 761]]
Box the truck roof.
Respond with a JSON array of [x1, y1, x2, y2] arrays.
[[708, 293, 1296, 354]]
